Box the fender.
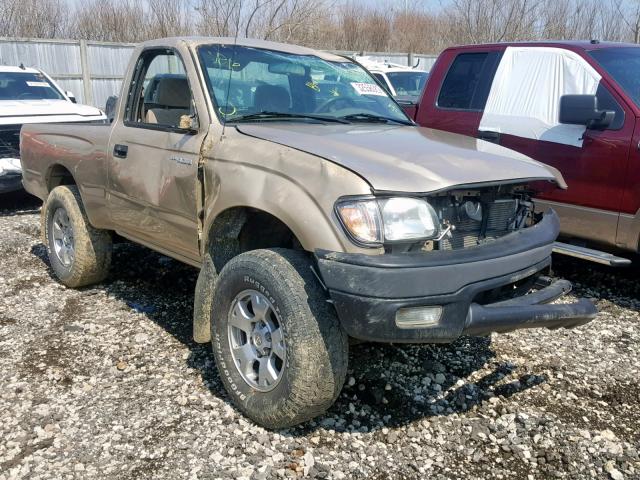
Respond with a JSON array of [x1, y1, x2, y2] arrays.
[[199, 131, 376, 257], [192, 131, 377, 343]]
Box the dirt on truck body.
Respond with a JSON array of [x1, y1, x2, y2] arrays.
[[19, 36, 596, 428]]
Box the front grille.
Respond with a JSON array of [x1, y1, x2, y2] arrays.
[[0, 125, 21, 159], [439, 200, 518, 250]]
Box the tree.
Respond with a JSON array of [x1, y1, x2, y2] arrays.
[[146, 0, 191, 38], [615, 0, 640, 43], [194, 0, 241, 37], [445, 0, 538, 44], [1, 0, 638, 54], [73, 0, 148, 42], [0, 0, 70, 38]]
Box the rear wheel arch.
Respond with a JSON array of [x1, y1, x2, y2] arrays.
[[43, 185, 112, 288], [46, 164, 76, 193]]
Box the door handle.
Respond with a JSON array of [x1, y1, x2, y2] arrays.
[[478, 130, 501, 144], [113, 144, 128, 158]]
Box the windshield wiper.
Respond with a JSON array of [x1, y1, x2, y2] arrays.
[[231, 111, 350, 124], [339, 113, 413, 125]]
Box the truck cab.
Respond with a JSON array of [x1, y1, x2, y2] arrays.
[[407, 41, 640, 262]]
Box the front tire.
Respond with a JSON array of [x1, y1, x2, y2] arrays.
[[44, 185, 112, 288], [211, 248, 348, 429]]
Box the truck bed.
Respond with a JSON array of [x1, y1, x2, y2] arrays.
[[20, 123, 112, 227]]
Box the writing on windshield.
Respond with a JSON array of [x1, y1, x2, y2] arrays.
[[197, 44, 408, 123]]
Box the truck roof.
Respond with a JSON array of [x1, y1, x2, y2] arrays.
[[0, 65, 41, 74], [445, 40, 640, 52], [139, 36, 347, 62]]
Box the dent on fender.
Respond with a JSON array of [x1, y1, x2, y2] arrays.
[[199, 129, 373, 256]]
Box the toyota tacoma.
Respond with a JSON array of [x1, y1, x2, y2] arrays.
[[20, 37, 596, 428]]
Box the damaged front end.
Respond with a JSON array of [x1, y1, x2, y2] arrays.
[[316, 184, 597, 343], [387, 184, 537, 254]]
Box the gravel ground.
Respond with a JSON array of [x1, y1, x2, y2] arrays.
[[1, 191, 639, 480]]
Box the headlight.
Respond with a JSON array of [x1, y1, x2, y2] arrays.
[[336, 197, 440, 245], [335, 199, 383, 244], [379, 197, 439, 241]]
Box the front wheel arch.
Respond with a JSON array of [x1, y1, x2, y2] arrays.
[[194, 207, 305, 344]]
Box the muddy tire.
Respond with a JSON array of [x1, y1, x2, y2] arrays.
[[211, 248, 348, 429], [44, 185, 112, 288]]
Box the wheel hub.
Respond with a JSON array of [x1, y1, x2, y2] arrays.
[[227, 290, 286, 392], [251, 323, 273, 355], [51, 207, 75, 267]]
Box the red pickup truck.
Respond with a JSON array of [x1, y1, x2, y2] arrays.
[[403, 41, 640, 265]]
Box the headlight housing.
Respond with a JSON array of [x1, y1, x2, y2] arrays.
[[335, 199, 383, 244], [336, 197, 440, 246]]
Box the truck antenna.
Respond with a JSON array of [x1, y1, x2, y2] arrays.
[[221, 0, 243, 139]]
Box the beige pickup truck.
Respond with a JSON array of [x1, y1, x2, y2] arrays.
[[20, 37, 596, 428]]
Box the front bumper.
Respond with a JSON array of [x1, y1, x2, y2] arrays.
[[315, 210, 597, 343], [0, 172, 23, 194], [0, 156, 23, 194]]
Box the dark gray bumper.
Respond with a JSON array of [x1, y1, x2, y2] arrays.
[[315, 211, 597, 343], [0, 172, 23, 194], [463, 277, 595, 336]]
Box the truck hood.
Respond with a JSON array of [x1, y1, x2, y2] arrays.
[[0, 99, 105, 125], [236, 124, 566, 193]]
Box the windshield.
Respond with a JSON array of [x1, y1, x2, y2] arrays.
[[590, 47, 640, 108], [0, 71, 64, 101], [197, 44, 409, 123], [386, 71, 428, 99]]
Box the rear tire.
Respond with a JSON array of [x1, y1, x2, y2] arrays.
[[211, 248, 348, 429], [44, 185, 112, 288]]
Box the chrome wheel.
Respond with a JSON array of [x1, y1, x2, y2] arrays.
[[51, 207, 75, 268], [227, 289, 286, 392]]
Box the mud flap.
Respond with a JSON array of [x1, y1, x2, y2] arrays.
[[193, 252, 217, 343]]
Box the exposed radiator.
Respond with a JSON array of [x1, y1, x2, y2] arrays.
[[439, 200, 518, 250]]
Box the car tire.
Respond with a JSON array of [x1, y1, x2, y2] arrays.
[[44, 185, 112, 288], [210, 248, 348, 429]]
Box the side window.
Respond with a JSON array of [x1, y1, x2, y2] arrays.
[[126, 50, 193, 129], [596, 84, 625, 130], [479, 47, 613, 147], [437, 52, 489, 110]]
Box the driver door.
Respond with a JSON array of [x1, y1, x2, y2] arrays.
[[107, 48, 206, 263]]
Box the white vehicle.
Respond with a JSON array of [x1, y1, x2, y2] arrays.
[[357, 57, 428, 102], [0, 66, 106, 194]]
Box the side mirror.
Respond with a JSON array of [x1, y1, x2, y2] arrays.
[[65, 91, 77, 103], [559, 94, 614, 130], [179, 114, 199, 133]]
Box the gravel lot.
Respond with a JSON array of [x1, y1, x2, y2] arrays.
[[1, 191, 639, 480]]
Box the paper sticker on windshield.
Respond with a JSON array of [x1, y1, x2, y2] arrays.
[[350, 82, 386, 96], [26, 81, 49, 87]]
